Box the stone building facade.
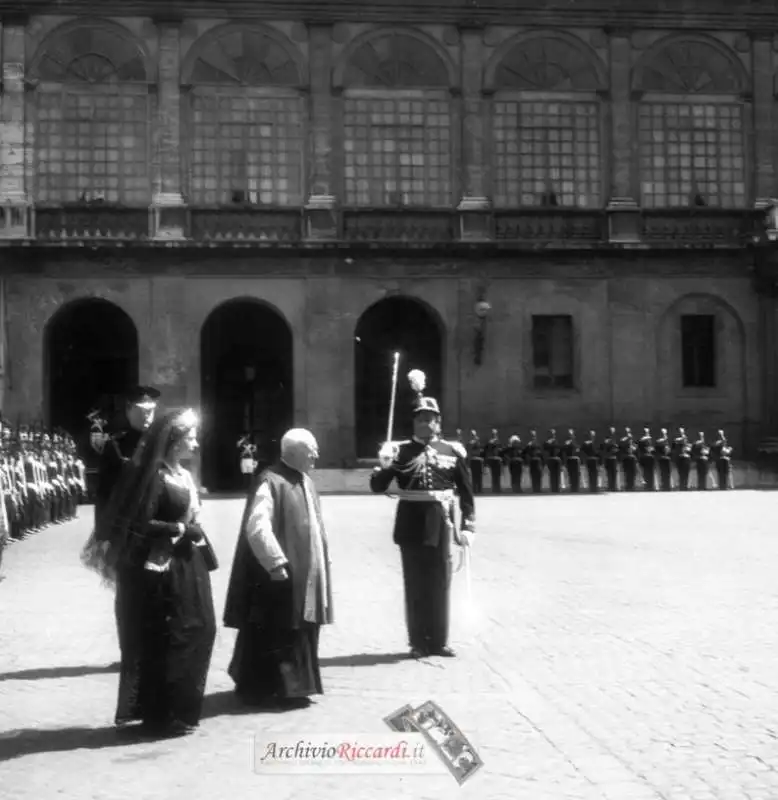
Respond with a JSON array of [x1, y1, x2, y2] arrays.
[[0, 0, 777, 486]]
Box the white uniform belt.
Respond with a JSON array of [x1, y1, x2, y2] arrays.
[[391, 489, 455, 503]]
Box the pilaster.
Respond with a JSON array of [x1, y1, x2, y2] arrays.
[[751, 32, 776, 209]]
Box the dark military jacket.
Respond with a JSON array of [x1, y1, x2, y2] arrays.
[[581, 439, 599, 460], [673, 435, 692, 460], [655, 436, 672, 458], [95, 427, 143, 521], [523, 439, 543, 461], [562, 438, 580, 460], [483, 437, 502, 461], [544, 437, 561, 460], [466, 437, 483, 461], [637, 435, 655, 459], [711, 439, 732, 462], [601, 436, 619, 459], [370, 437, 475, 548]]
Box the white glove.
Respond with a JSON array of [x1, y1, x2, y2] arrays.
[[378, 442, 398, 469], [458, 530, 474, 548]]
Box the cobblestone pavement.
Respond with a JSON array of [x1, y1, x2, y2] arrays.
[[2, 492, 778, 800]]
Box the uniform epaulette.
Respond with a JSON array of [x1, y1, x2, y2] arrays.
[[447, 440, 467, 458]]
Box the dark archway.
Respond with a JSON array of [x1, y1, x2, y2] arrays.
[[200, 299, 293, 492], [354, 297, 444, 459], [45, 298, 139, 466]]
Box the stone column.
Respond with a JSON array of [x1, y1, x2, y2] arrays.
[[150, 19, 187, 240], [751, 32, 776, 235], [0, 16, 30, 238], [305, 23, 337, 239], [458, 25, 491, 240], [606, 28, 641, 243]]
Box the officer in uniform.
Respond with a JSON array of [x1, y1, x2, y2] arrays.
[[95, 385, 160, 527], [523, 430, 544, 493], [484, 429, 503, 494], [581, 430, 599, 492], [465, 429, 483, 495], [673, 426, 692, 490], [601, 427, 620, 491], [620, 427, 638, 491], [504, 434, 524, 493], [637, 426, 656, 491], [544, 429, 563, 493], [692, 431, 711, 490], [237, 434, 258, 489], [370, 370, 475, 659], [562, 428, 582, 493], [711, 430, 733, 490], [654, 428, 673, 491]]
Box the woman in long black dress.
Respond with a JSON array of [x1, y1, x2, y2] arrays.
[[98, 408, 217, 737]]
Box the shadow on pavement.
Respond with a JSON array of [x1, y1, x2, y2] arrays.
[[0, 725, 136, 762], [0, 663, 120, 682], [201, 690, 315, 718], [320, 652, 410, 668]]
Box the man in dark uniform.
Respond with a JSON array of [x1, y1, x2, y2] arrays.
[[692, 431, 711, 490], [544, 429, 563, 493], [637, 426, 656, 491], [601, 427, 620, 491], [620, 427, 638, 491], [370, 372, 475, 659], [94, 385, 160, 527], [581, 430, 599, 492], [484, 429, 503, 494], [523, 430, 544, 493], [504, 435, 524, 493], [466, 429, 483, 495], [673, 426, 692, 490], [654, 428, 673, 491], [711, 430, 733, 490], [562, 428, 581, 493]]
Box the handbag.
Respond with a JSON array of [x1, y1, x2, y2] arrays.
[[195, 534, 219, 572]]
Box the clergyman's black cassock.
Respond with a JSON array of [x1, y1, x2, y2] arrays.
[[370, 437, 475, 653]]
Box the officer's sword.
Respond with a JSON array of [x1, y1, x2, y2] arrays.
[[386, 351, 400, 444]]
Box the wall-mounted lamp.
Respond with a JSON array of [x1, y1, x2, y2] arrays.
[[473, 297, 491, 366]]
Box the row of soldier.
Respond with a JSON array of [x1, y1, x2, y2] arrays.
[[1, 423, 87, 541], [459, 426, 734, 493]]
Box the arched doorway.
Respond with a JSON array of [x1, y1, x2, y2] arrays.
[[354, 297, 444, 458], [45, 298, 139, 466], [200, 299, 293, 492]]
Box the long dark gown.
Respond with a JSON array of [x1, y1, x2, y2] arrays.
[[115, 467, 216, 730]]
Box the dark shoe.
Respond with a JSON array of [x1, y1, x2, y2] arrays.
[[409, 647, 428, 660], [276, 697, 313, 710], [166, 719, 197, 737], [430, 646, 456, 658]]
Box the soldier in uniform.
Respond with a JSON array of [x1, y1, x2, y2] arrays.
[[673, 426, 692, 490], [237, 434, 258, 490], [370, 371, 475, 659], [504, 434, 524, 494], [523, 430, 544, 493], [711, 430, 733, 490], [581, 430, 599, 493], [544, 429, 563, 493], [601, 427, 620, 492], [654, 428, 673, 491], [466, 429, 483, 495], [620, 427, 638, 491], [95, 385, 160, 527], [562, 429, 582, 493], [692, 431, 711, 490], [637, 426, 656, 491], [484, 429, 503, 494]]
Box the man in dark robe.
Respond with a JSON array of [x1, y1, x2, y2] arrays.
[[370, 379, 475, 660], [224, 428, 333, 709], [94, 385, 159, 658]]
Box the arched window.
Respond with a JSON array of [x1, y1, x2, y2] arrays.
[[183, 26, 304, 206], [338, 31, 453, 207], [634, 39, 748, 208], [30, 22, 150, 204], [489, 35, 604, 208]]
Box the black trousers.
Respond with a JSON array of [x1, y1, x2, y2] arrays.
[[508, 461, 523, 493], [585, 459, 599, 492], [400, 541, 450, 652], [696, 459, 710, 489], [623, 457, 637, 491], [487, 458, 502, 493], [547, 458, 562, 493], [469, 459, 483, 494], [640, 457, 656, 491], [604, 458, 618, 491], [677, 458, 691, 490], [716, 459, 731, 490], [566, 458, 581, 492], [529, 459, 543, 493], [658, 458, 672, 491]]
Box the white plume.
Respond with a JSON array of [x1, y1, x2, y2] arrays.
[[408, 369, 426, 394]]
